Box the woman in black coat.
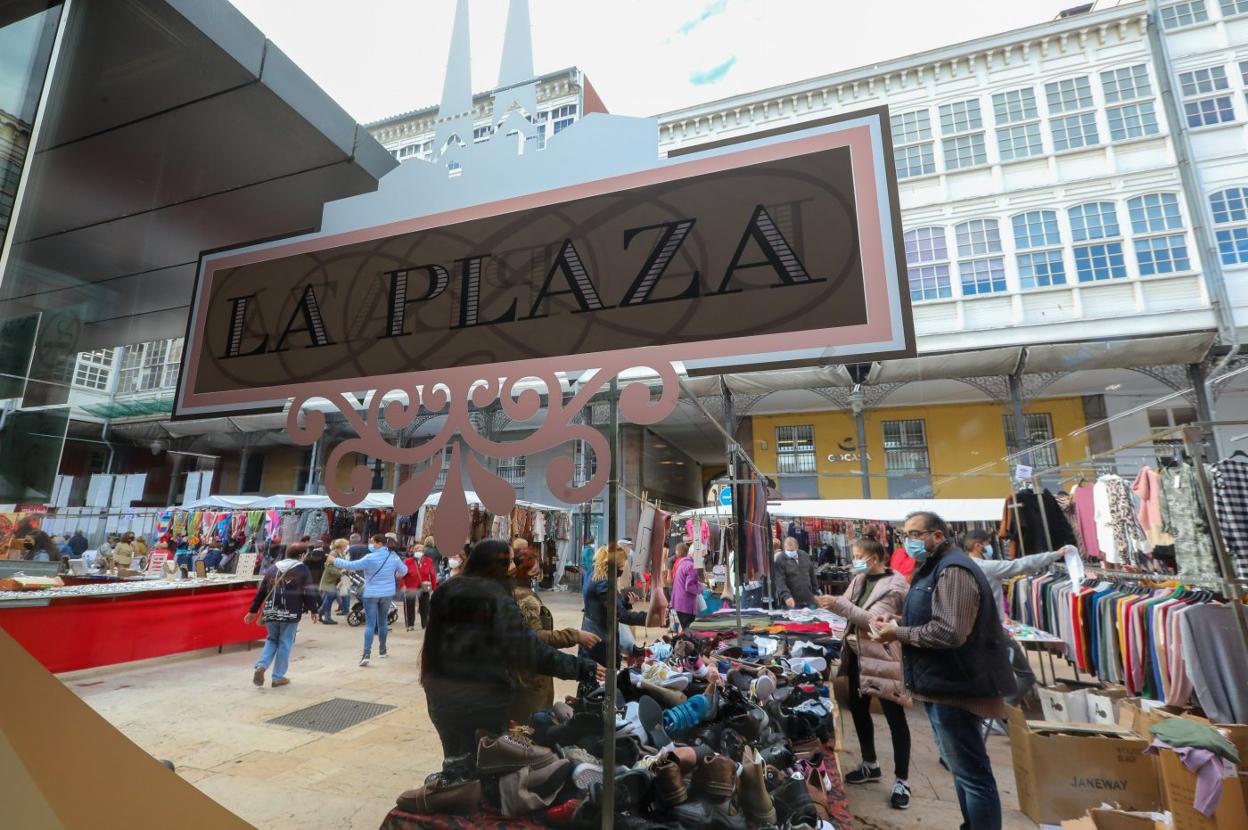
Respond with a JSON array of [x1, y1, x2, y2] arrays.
[[579, 544, 647, 668]]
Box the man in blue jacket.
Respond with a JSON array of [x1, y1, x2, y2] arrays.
[[328, 534, 407, 666]]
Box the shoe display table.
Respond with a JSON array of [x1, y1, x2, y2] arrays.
[[381, 808, 547, 829], [0, 576, 263, 672]]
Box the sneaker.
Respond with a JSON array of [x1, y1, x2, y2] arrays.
[[360, 655, 370, 667], [252, 667, 265, 687], [891, 779, 911, 809], [844, 763, 882, 785], [380, 650, 388, 659], [321, 617, 338, 625], [272, 677, 290, 688]]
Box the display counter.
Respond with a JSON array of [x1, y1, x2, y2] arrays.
[[0, 576, 263, 673]]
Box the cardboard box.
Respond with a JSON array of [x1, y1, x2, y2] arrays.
[[1121, 699, 1248, 770], [1155, 748, 1248, 830], [1041, 683, 1093, 723], [1061, 808, 1171, 830], [1088, 688, 1133, 726], [1008, 705, 1163, 826]]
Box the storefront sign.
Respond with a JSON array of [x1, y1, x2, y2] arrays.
[[174, 109, 912, 419]]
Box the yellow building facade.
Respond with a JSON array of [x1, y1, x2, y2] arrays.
[[751, 397, 1092, 500]]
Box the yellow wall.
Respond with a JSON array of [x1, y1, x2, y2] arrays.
[[751, 397, 1091, 499]]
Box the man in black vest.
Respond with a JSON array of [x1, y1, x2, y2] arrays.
[[869, 511, 1015, 830]]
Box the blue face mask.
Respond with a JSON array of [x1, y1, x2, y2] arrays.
[[784, 549, 798, 559], [850, 558, 869, 573], [982, 544, 995, 559], [368, 544, 379, 552], [903, 538, 929, 564]]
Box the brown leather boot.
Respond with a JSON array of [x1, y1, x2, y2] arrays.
[[396, 778, 482, 814], [638, 680, 687, 708], [691, 753, 737, 802], [476, 734, 557, 775], [739, 761, 777, 825], [652, 756, 688, 807]]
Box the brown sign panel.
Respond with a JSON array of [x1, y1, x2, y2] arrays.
[[176, 111, 911, 418]]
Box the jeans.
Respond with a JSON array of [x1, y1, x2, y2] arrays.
[[255, 621, 298, 680], [925, 702, 1001, 830], [319, 590, 339, 620], [362, 596, 390, 657], [845, 650, 911, 779]]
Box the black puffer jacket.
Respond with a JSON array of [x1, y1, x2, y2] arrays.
[[422, 576, 596, 690]]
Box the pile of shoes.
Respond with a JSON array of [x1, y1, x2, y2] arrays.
[[392, 633, 848, 829]]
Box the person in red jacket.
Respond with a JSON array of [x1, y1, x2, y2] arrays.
[[402, 542, 438, 631], [889, 545, 916, 580]]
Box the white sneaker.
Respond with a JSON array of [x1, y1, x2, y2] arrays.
[[359, 655, 370, 667]]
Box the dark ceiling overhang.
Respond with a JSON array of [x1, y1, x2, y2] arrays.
[[0, 0, 396, 348]]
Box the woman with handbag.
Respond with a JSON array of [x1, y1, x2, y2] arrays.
[[670, 542, 703, 631], [327, 534, 408, 666], [401, 542, 437, 631], [243, 547, 314, 688], [815, 531, 913, 811]]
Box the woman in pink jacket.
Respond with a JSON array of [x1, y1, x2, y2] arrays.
[[816, 531, 913, 811], [670, 542, 703, 631]]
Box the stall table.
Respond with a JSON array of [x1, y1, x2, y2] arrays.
[[0, 576, 263, 673]]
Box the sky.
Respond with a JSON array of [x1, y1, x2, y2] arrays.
[[227, 0, 1112, 125]]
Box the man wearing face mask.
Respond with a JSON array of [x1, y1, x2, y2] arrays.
[[773, 536, 819, 609], [962, 529, 1070, 615], [869, 512, 1016, 830]]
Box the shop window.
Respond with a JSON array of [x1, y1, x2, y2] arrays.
[[117, 338, 183, 395], [1159, 0, 1209, 28], [882, 419, 929, 472], [1209, 187, 1248, 264], [939, 98, 986, 170], [497, 456, 526, 489], [242, 453, 265, 494], [890, 109, 935, 178], [993, 87, 1043, 161], [1013, 210, 1067, 288], [775, 425, 816, 474], [72, 348, 114, 391], [955, 219, 1006, 296], [903, 227, 951, 300], [1069, 202, 1126, 282], [1003, 412, 1058, 470], [1128, 193, 1189, 275], [1178, 66, 1235, 127]]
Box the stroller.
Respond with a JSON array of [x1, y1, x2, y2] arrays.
[[345, 571, 400, 628]]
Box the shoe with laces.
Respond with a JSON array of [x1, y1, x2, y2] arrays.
[[844, 763, 881, 785], [891, 779, 911, 809], [359, 655, 370, 667]]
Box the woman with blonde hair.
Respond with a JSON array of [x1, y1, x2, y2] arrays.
[[318, 538, 349, 624], [579, 544, 647, 668]]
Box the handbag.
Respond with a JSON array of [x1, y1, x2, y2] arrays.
[[695, 591, 708, 614]]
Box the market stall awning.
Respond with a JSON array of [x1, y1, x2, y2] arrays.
[[679, 498, 1004, 523], [79, 398, 174, 419]]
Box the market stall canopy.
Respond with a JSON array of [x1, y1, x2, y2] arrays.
[[678, 498, 1004, 523], [176, 490, 571, 512]]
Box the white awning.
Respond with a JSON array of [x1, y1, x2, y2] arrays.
[[677, 498, 1002, 523]]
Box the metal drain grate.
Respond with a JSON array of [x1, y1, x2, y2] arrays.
[[266, 698, 396, 734]]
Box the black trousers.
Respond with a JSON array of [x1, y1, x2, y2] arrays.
[[845, 649, 911, 780], [402, 590, 431, 629], [426, 682, 510, 779]]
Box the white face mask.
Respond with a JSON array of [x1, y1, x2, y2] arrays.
[[448, 558, 462, 570], [414, 551, 424, 559]]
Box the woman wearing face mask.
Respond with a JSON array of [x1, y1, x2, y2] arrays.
[[669, 542, 702, 631], [580, 544, 648, 668], [961, 529, 1071, 615], [816, 531, 913, 810], [401, 543, 438, 631]]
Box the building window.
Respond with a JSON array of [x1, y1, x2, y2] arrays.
[[1051, 111, 1100, 151], [903, 227, 951, 300], [955, 219, 1006, 296], [775, 425, 817, 474], [1127, 193, 1190, 275], [72, 348, 114, 391], [1046, 76, 1094, 114], [1159, 0, 1209, 27], [549, 104, 577, 135], [1107, 103, 1160, 141], [1099, 64, 1160, 141], [434, 446, 453, 489], [241, 452, 265, 494], [396, 143, 420, 158], [473, 125, 494, 142], [939, 99, 986, 170], [1210, 187, 1248, 264], [1101, 65, 1152, 104], [1069, 202, 1126, 282], [882, 419, 929, 472], [993, 87, 1043, 161], [1003, 413, 1058, 469], [1223, 0, 1248, 15], [891, 110, 935, 178], [1013, 210, 1067, 288], [117, 338, 183, 395], [1178, 66, 1235, 127], [1046, 76, 1099, 151], [497, 456, 526, 488]]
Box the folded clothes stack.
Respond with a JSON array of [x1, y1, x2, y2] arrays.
[[388, 633, 849, 830]]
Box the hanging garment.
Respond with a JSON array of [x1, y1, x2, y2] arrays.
[[1161, 462, 1223, 585], [1212, 457, 1248, 581], [1004, 489, 1077, 557], [1132, 467, 1165, 547], [635, 506, 655, 577], [1179, 603, 1248, 725]]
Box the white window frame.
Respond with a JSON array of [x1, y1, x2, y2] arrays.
[[1210, 187, 1248, 265], [955, 219, 1006, 296], [882, 419, 930, 473], [1069, 202, 1127, 283], [116, 338, 183, 396], [1127, 193, 1190, 276], [939, 98, 986, 171], [775, 425, 817, 475], [891, 109, 936, 179], [1159, 0, 1209, 28], [1046, 76, 1100, 151], [496, 456, 526, 488], [1222, 0, 1248, 17], [993, 87, 1043, 161], [903, 226, 951, 301], [1012, 210, 1067, 289], [1178, 66, 1236, 128], [72, 348, 115, 391], [1100, 64, 1160, 142]]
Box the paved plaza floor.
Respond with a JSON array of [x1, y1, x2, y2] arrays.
[[62, 590, 1038, 829]]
